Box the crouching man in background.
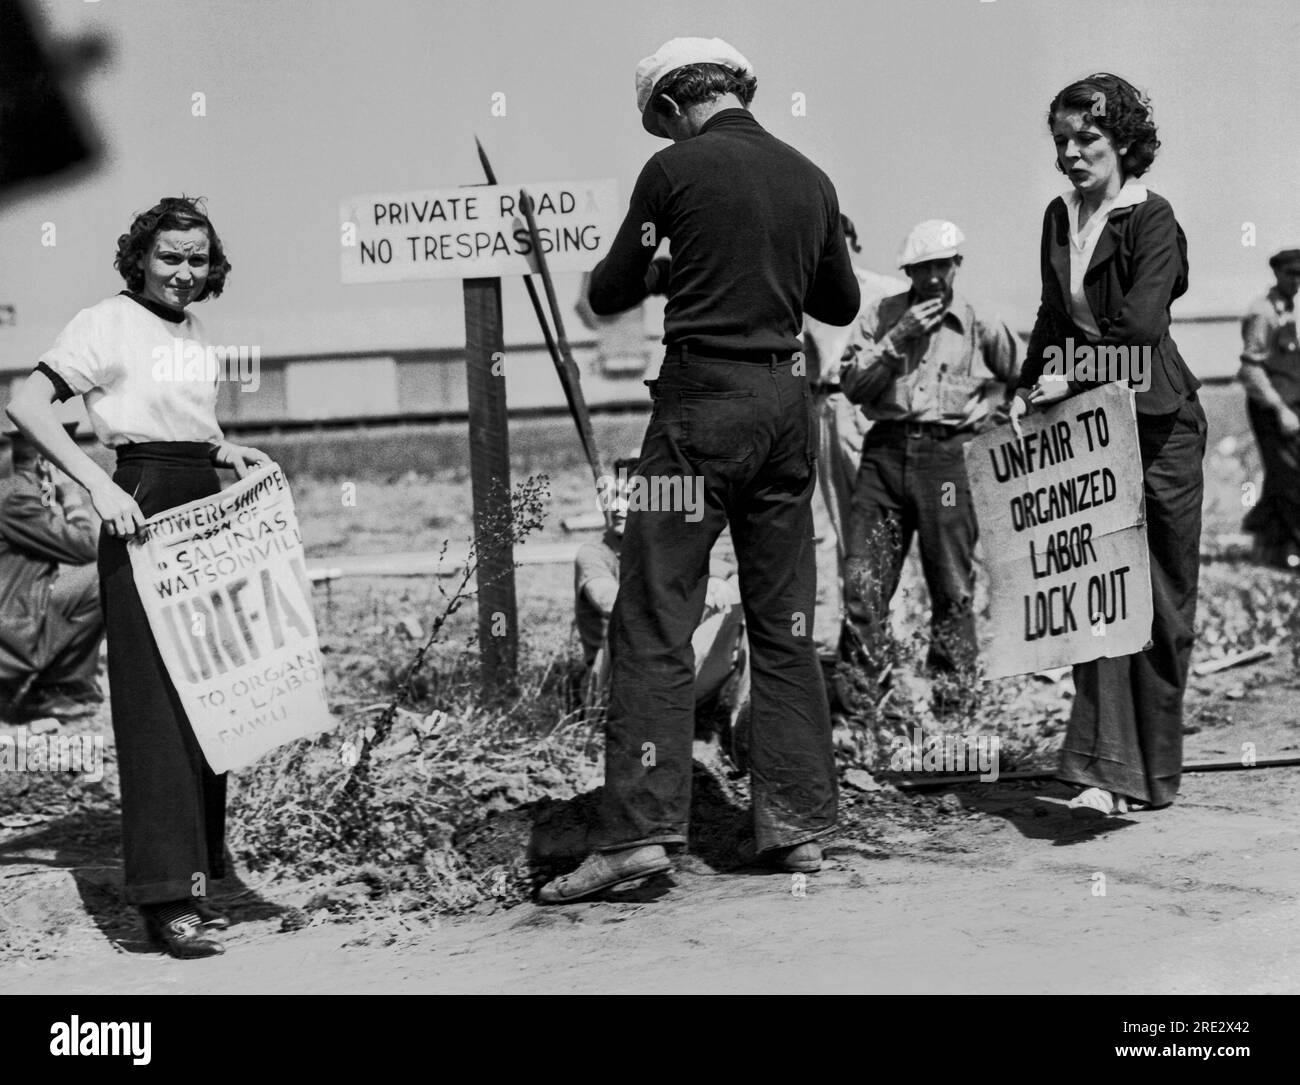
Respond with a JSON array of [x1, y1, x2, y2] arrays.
[[575, 457, 750, 743], [0, 423, 103, 721]]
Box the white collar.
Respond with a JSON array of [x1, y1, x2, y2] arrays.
[[1064, 177, 1148, 218], [1064, 178, 1148, 248]]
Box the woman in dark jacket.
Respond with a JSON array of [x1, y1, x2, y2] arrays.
[[1010, 74, 1207, 816]]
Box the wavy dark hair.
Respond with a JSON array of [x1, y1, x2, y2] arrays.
[[113, 196, 230, 300], [649, 62, 757, 119], [1048, 73, 1160, 179]]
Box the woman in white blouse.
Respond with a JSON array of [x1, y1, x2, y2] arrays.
[[6, 196, 269, 958], [1010, 75, 1206, 818]]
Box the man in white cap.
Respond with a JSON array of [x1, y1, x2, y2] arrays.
[[540, 37, 859, 903], [838, 220, 1019, 711]]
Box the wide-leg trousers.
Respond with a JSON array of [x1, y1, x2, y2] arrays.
[[99, 442, 227, 905], [597, 352, 838, 853], [1059, 395, 1207, 806]]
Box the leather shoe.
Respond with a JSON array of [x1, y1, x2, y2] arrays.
[[764, 842, 823, 873], [538, 845, 671, 904], [142, 904, 225, 959], [191, 898, 231, 930]]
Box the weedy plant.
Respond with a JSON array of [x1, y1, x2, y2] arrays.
[[833, 533, 1068, 777], [228, 474, 600, 916]]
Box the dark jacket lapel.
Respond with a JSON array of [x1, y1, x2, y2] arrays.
[[1048, 200, 1070, 305], [1086, 204, 1136, 278]]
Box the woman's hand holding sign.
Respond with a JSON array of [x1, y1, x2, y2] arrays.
[[1027, 371, 1072, 409], [212, 441, 272, 478], [92, 480, 146, 539], [1007, 372, 1072, 437]]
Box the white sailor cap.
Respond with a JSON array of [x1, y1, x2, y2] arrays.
[[635, 37, 753, 138]]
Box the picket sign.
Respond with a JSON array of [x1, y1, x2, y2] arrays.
[[127, 463, 335, 772], [964, 383, 1153, 678]]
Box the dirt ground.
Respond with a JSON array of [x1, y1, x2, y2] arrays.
[[2, 663, 1296, 995], [2, 390, 1298, 995]]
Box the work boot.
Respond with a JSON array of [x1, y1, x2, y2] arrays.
[[763, 842, 823, 873]]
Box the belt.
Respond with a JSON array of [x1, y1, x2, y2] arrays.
[[808, 381, 841, 395], [874, 419, 966, 440], [670, 342, 798, 365], [115, 441, 215, 466]]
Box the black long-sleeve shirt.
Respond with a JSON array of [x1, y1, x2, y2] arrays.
[[589, 109, 859, 356]]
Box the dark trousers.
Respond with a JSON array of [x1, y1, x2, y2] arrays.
[[1059, 395, 1207, 806], [597, 354, 838, 853], [99, 442, 227, 905], [842, 422, 978, 676], [1243, 397, 1300, 563]]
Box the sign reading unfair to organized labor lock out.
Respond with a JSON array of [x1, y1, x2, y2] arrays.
[[340, 179, 619, 283], [127, 464, 335, 773], [964, 383, 1153, 678]]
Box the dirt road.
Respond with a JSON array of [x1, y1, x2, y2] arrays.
[[3, 666, 1296, 995]]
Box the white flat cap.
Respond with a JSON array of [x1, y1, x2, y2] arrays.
[[635, 37, 753, 138], [897, 220, 965, 268]]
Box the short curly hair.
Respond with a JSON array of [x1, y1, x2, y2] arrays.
[[1048, 73, 1160, 179], [113, 196, 230, 300], [649, 62, 757, 120]]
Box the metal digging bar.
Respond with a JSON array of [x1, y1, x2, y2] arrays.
[[473, 137, 610, 526], [474, 137, 563, 375], [516, 185, 609, 512]]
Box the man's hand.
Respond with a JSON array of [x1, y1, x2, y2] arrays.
[[1279, 406, 1300, 437], [212, 442, 272, 479], [49, 465, 87, 513], [643, 256, 671, 297], [59, 484, 95, 528], [704, 576, 740, 613], [889, 298, 946, 345]]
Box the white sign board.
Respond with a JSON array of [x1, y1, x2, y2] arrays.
[[963, 383, 1153, 678], [340, 178, 619, 283], [128, 464, 336, 772]]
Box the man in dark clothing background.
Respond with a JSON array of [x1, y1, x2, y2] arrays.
[[540, 37, 860, 904], [0, 424, 102, 721]]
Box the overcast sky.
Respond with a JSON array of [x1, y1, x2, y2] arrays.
[[3, 0, 1298, 363]]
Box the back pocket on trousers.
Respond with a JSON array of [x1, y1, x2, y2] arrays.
[[680, 389, 757, 462]]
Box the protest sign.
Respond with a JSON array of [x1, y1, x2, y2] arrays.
[[339, 178, 619, 283], [964, 383, 1152, 678], [127, 464, 335, 772]]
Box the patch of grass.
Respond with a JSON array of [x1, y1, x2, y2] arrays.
[[227, 474, 604, 916]]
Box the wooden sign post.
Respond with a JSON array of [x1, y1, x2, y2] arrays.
[[463, 274, 517, 690], [340, 175, 619, 694]]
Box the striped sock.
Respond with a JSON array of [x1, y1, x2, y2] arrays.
[[148, 901, 203, 931]]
